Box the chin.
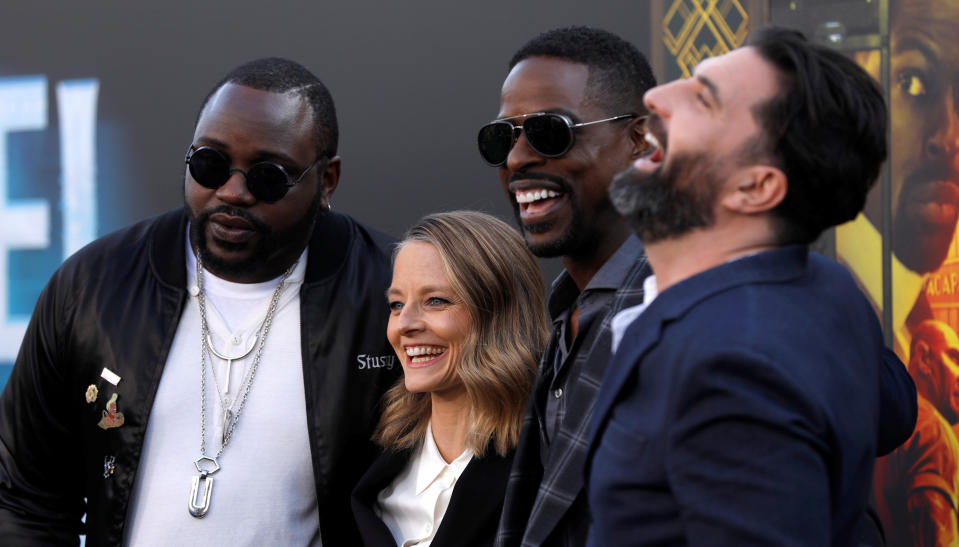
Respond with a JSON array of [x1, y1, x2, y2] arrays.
[[893, 224, 956, 274]]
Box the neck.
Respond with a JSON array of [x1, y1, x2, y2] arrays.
[[561, 228, 629, 292], [645, 219, 778, 293], [429, 387, 471, 463]]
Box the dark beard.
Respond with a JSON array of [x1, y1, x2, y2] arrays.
[[516, 203, 592, 258], [508, 172, 605, 259], [609, 151, 719, 244], [188, 194, 322, 278]]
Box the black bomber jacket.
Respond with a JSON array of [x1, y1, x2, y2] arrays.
[[0, 208, 401, 546]]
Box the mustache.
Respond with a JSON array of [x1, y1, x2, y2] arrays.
[[508, 171, 573, 193], [905, 159, 959, 188], [196, 205, 271, 234]]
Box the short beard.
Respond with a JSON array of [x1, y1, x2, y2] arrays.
[[509, 172, 605, 259], [518, 204, 592, 258], [188, 193, 323, 278], [609, 151, 719, 244]]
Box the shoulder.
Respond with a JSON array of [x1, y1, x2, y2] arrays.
[[622, 252, 884, 414], [49, 209, 184, 293], [62, 209, 181, 267], [305, 211, 396, 285], [465, 449, 515, 477]]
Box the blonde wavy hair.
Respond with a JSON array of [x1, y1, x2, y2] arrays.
[[374, 210, 549, 457]]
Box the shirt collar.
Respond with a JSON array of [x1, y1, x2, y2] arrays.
[[413, 422, 473, 495], [547, 234, 644, 319], [610, 274, 658, 353]]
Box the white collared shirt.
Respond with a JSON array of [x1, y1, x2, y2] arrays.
[[376, 422, 473, 546], [611, 274, 659, 354]]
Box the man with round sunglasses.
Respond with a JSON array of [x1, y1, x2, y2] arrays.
[[485, 26, 657, 547], [0, 57, 399, 546]]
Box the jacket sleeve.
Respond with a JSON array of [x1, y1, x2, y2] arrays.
[[0, 271, 85, 546], [876, 346, 917, 456], [665, 349, 850, 546]]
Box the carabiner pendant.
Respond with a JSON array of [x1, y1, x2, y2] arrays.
[[188, 456, 220, 518], [189, 473, 214, 518]]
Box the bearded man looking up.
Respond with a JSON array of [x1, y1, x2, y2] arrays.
[[586, 27, 915, 546]]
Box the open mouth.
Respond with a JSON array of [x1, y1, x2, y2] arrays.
[[405, 345, 447, 367], [512, 185, 567, 222], [635, 131, 665, 171]]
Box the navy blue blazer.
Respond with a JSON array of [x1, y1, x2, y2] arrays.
[[586, 246, 890, 547], [352, 446, 513, 547]]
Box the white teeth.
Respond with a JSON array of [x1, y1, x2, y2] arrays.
[[515, 189, 561, 204], [644, 132, 661, 150], [405, 346, 445, 357]]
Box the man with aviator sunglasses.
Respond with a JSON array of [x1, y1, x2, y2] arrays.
[[0, 57, 399, 546], [489, 26, 917, 547], [485, 26, 657, 547]]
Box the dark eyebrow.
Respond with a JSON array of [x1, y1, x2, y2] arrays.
[[696, 74, 722, 108], [893, 35, 938, 62]]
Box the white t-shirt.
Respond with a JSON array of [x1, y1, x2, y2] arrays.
[[376, 422, 473, 547], [123, 239, 321, 546]]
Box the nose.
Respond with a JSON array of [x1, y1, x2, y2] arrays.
[[643, 81, 674, 120], [504, 127, 546, 174], [927, 86, 959, 162], [214, 169, 256, 206], [392, 302, 425, 335]]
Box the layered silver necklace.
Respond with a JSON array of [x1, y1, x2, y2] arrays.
[[188, 255, 295, 518]]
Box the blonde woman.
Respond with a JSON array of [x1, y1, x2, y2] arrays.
[[352, 211, 549, 547]]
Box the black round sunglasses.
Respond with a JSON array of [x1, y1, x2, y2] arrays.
[[185, 146, 323, 203]]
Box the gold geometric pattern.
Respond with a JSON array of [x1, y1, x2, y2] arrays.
[[663, 0, 750, 77]]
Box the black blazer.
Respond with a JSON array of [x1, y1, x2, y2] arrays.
[[352, 446, 514, 547]]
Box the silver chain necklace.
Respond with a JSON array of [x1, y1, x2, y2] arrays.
[[188, 255, 295, 518]]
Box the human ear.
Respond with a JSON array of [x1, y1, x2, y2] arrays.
[[320, 156, 341, 207], [628, 116, 649, 157], [721, 166, 787, 214]]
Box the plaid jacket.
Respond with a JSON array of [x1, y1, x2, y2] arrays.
[[496, 237, 650, 547]]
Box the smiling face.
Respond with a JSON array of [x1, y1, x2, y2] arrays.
[[612, 47, 779, 241], [387, 241, 471, 397], [495, 56, 639, 260], [887, 0, 959, 273], [185, 83, 335, 283]]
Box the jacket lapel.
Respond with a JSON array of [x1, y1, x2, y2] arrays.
[[433, 452, 513, 547], [587, 311, 664, 449], [588, 245, 810, 449], [351, 448, 414, 547]]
